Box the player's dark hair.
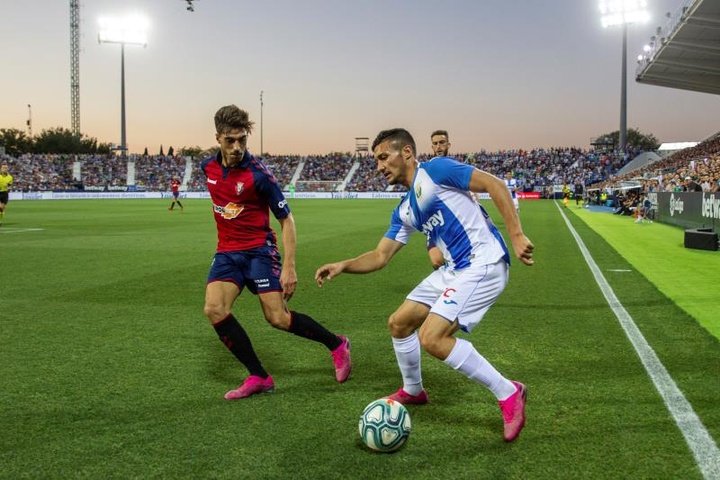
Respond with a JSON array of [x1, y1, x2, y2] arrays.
[[431, 130, 449, 140], [372, 128, 416, 156], [214, 105, 255, 134]]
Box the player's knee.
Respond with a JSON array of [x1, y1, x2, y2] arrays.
[[203, 303, 227, 324], [265, 310, 291, 330], [417, 329, 443, 358], [387, 312, 413, 338]]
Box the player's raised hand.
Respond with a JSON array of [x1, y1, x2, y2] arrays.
[[315, 262, 343, 287], [511, 234, 535, 266]]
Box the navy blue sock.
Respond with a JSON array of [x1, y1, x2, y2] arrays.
[[288, 311, 341, 351], [213, 314, 268, 378]]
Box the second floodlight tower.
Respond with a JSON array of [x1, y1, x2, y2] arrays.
[[98, 14, 149, 156], [599, 0, 649, 154]]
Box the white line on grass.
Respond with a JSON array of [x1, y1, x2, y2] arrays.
[[0, 228, 44, 234], [555, 202, 720, 480]]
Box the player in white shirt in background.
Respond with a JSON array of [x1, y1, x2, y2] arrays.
[[428, 130, 451, 269], [504, 171, 519, 213], [315, 128, 535, 442]]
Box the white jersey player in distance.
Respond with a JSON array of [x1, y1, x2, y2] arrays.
[[504, 171, 519, 213], [315, 128, 534, 442]]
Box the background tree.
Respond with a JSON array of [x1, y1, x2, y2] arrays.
[[30, 127, 111, 154], [159, 145, 164, 156], [180, 145, 203, 158], [32, 128, 83, 154], [593, 128, 660, 151], [0, 128, 32, 156], [96, 142, 112, 154], [143, 147, 149, 157], [167, 146, 174, 157]]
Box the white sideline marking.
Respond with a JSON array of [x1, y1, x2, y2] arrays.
[[606, 269, 632, 272], [555, 202, 720, 480], [0, 227, 44, 234]]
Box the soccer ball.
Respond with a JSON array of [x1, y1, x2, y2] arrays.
[[358, 398, 412, 452]]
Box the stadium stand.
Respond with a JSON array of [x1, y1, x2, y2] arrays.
[[2, 147, 647, 196]]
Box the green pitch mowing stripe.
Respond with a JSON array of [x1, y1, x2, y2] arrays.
[[556, 202, 720, 479], [566, 204, 720, 339]]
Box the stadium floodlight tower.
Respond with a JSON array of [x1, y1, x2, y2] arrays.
[[98, 14, 149, 157], [599, 0, 649, 155]]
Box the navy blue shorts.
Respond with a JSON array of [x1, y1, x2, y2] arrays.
[[207, 246, 283, 294], [172, 191, 180, 199]]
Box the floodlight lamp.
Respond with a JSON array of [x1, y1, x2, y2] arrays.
[[637, 54, 644, 61], [599, 0, 650, 28], [98, 14, 149, 46], [643, 44, 652, 52]]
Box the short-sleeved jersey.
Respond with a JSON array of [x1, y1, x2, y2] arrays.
[[0, 173, 13, 192], [504, 177, 517, 199], [384, 157, 510, 271], [201, 151, 290, 253], [170, 179, 181, 193]]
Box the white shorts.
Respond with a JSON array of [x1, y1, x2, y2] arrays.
[[513, 197, 519, 211], [407, 260, 509, 333]]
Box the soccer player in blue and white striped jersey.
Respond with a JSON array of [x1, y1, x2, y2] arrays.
[[315, 128, 534, 442], [504, 171, 519, 213]]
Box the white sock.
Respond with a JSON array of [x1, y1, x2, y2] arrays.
[[392, 332, 423, 396], [444, 338, 516, 400]]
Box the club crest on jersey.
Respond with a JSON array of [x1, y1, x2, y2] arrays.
[[213, 202, 244, 220], [415, 185, 422, 199], [236, 182, 245, 195]]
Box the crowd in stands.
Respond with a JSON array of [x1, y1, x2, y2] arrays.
[[134, 155, 185, 191], [2, 138, 719, 196], [589, 134, 720, 194], [81, 155, 127, 188], [346, 156, 389, 192], [0, 154, 76, 191]]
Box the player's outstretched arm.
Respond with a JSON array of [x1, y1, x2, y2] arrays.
[[468, 169, 535, 266], [315, 237, 403, 287]]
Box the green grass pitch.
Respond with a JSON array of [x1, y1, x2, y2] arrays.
[[1, 199, 718, 479]]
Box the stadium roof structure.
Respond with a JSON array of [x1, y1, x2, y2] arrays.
[[636, 0, 720, 95]]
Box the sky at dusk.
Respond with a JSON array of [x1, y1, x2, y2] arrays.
[[1, 0, 718, 155]]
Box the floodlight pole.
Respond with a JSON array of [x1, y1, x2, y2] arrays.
[[620, 23, 628, 155], [600, 1, 649, 156], [27, 104, 33, 137], [121, 43, 127, 157], [99, 15, 148, 158]]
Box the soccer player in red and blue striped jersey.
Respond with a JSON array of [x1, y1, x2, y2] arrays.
[[201, 105, 351, 399], [168, 177, 183, 211]]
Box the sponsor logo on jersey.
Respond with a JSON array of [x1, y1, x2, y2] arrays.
[[442, 287, 458, 305], [421, 210, 445, 235], [236, 182, 244, 195], [207, 178, 218, 185], [213, 202, 244, 219]]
